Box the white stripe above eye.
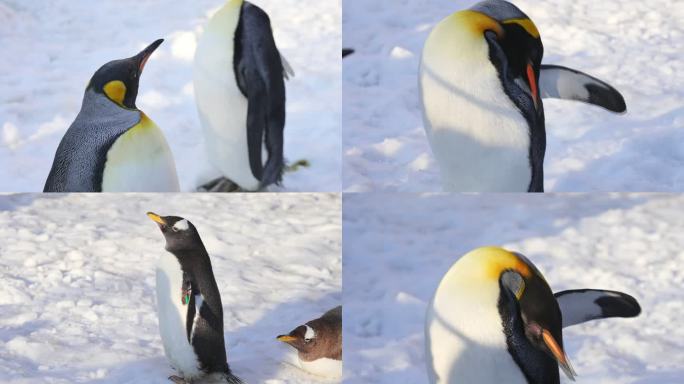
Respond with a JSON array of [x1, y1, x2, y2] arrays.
[[173, 219, 189, 231], [304, 325, 316, 340]]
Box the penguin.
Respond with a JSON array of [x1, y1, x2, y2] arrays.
[[342, 48, 354, 58], [147, 212, 242, 384], [193, 0, 294, 192], [419, 0, 626, 192], [277, 306, 342, 379], [425, 246, 640, 384], [44, 39, 180, 192]]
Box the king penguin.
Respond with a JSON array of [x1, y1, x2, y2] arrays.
[[425, 246, 641, 384], [277, 306, 342, 379], [44, 39, 180, 192], [419, 0, 626, 192], [147, 212, 242, 384], [193, 0, 293, 192]]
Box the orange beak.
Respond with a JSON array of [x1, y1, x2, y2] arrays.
[[541, 329, 577, 381], [526, 62, 539, 110]]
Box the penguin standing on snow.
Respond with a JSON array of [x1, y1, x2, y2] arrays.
[[147, 212, 242, 384], [277, 306, 342, 379], [425, 246, 640, 384], [44, 39, 179, 192], [194, 0, 294, 192], [419, 0, 626, 192]]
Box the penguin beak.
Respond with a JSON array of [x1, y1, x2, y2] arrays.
[[540, 328, 577, 380], [135, 39, 164, 72], [526, 61, 540, 111], [276, 335, 297, 343], [146, 212, 167, 226]]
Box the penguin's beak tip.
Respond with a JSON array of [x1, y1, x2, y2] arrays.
[[277, 335, 296, 343], [146, 212, 166, 225], [137, 39, 164, 71]]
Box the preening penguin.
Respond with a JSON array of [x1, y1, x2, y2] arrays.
[[419, 0, 626, 192], [194, 0, 293, 192], [425, 246, 640, 384], [44, 39, 179, 192], [277, 306, 342, 378], [147, 213, 242, 384]]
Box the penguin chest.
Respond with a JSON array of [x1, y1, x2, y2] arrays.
[[193, 0, 261, 191], [425, 286, 527, 384], [155, 253, 203, 379], [420, 38, 532, 192], [299, 357, 343, 379], [102, 115, 180, 192]]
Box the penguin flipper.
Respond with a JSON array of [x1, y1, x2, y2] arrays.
[[280, 53, 295, 80], [555, 289, 641, 328], [342, 48, 354, 58], [237, 2, 286, 188], [539, 64, 626, 113]]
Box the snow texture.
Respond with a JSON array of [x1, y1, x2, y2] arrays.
[[343, 0, 684, 192], [343, 193, 683, 383], [0, 193, 341, 383], [0, 0, 341, 192]]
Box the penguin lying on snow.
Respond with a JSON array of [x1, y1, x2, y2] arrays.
[[44, 39, 179, 192], [277, 306, 342, 379], [420, 0, 626, 192], [194, 0, 294, 192], [426, 246, 640, 384], [147, 213, 242, 384]]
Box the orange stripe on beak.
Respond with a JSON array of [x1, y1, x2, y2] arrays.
[[526, 63, 539, 110], [541, 329, 577, 380]]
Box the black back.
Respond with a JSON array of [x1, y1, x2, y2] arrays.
[[43, 90, 140, 192], [233, 1, 286, 189]]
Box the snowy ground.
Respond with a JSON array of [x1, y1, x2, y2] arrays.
[[343, 0, 684, 192], [0, 0, 341, 192], [0, 193, 341, 383], [343, 193, 684, 383]]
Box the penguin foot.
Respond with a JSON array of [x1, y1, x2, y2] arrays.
[[168, 376, 188, 384], [197, 177, 245, 193]]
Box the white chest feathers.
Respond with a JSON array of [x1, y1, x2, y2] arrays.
[[155, 252, 202, 380], [102, 114, 180, 192], [299, 357, 343, 379], [419, 16, 531, 192], [193, 0, 260, 191], [425, 275, 526, 384]]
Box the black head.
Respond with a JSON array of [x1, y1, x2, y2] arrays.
[[146, 212, 203, 254], [87, 39, 164, 109], [277, 324, 318, 355]]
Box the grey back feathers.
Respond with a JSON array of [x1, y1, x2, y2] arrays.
[[44, 90, 140, 192], [555, 289, 641, 328], [470, 0, 529, 21]]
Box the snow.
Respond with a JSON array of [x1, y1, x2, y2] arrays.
[[343, 0, 684, 192], [343, 193, 683, 383], [0, 193, 341, 383], [0, 0, 341, 192]]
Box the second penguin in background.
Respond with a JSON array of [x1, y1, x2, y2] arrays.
[[194, 0, 293, 192]]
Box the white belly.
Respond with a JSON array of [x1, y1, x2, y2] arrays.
[[419, 18, 531, 192], [299, 357, 342, 379], [156, 252, 202, 379], [102, 115, 180, 192], [193, 0, 260, 191]]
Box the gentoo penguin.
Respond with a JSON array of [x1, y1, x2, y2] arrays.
[[277, 306, 342, 378], [147, 212, 242, 384], [425, 246, 640, 384], [419, 0, 626, 192], [194, 0, 294, 192], [44, 39, 179, 192]]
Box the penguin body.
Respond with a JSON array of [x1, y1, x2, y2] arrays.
[[277, 306, 342, 379], [44, 40, 179, 192], [419, 0, 626, 192], [194, 0, 288, 191], [148, 213, 242, 384], [426, 246, 640, 384]]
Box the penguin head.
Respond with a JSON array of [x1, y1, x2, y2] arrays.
[[277, 323, 319, 354], [146, 212, 202, 253], [441, 246, 576, 380], [87, 39, 164, 109], [435, 0, 543, 113]]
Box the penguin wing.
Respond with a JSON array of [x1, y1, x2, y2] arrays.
[[236, 2, 286, 188], [44, 91, 140, 192], [539, 64, 626, 113], [342, 48, 354, 58], [555, 289, 641, 328], [280, 53, 295, 80]]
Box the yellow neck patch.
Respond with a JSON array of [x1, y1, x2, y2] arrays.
[[503, 18, 540, 39], [448, 10, 504, 38], [103, 80, 127, 106]]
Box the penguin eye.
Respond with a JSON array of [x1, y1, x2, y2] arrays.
[[304, 338, 312, 343], [171, 226, 179, 232]]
